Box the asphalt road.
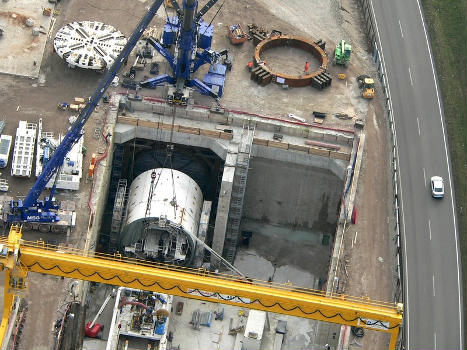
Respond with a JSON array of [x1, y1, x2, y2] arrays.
[[369, 0, 464, 349]]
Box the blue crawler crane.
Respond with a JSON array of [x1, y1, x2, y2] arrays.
[[6, 0, 228, 228], [6, 0, 167, 227], [140, 0, 228, 105]]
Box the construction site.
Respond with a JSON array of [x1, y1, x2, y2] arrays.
[[0, 0, 400, 350]]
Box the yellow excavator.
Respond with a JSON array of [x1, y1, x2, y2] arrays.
[[357, 75, 375, 99]]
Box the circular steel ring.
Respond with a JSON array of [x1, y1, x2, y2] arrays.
[[254, 35, 329, 87]]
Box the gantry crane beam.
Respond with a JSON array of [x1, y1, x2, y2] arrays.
[[0, 227, 402, 349]]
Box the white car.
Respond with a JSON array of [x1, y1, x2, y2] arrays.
[[430, 176, 444, 198]]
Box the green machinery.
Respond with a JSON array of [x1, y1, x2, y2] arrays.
[[334, 40, 352, 66]]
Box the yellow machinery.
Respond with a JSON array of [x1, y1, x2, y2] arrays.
[[0, 226, 403, 349], [357, 75, 375, 99]]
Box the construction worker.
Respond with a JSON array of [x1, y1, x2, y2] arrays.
[[304, 61, 310, 74], [247, 61, 253, 72]]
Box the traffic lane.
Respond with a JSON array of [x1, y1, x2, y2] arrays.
[[429, 197, 461, 350], [401, 1, 463, 346], [399, 20, 451, 174], [399, 151, 437, 350], [380, 0, 446, 136], [370, 0, 442, 348], [382, 29, 460, 350], [387, 63, 438, 349], [372, 0, 459, 348]]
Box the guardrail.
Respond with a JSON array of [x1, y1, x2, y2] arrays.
[[357, 0, 404, 346]]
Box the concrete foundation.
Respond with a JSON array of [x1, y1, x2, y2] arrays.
[[0, 0, 55, 78]]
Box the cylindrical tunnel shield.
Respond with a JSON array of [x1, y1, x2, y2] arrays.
[[120, 168, 203, 265]]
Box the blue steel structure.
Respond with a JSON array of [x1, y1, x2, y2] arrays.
[[7, 0, 227, 225], [7, 0, 166, 224], [140, 0, 228, 103]]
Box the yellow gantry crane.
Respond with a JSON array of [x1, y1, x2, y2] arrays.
[[0, 226, 403, 349]]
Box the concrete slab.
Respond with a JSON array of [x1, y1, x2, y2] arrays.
[[233, 248, 338, 350], [167, 296, 335, 350], [0, 0, 54, 78], [235, 221, 330, 288], [274, 265, 317, 289], [234, 250, 275, 281], [168, 297, 238, 350]]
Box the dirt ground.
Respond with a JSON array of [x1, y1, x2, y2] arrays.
[[0, 0, 395, 349], [0, 1, 125, 347]]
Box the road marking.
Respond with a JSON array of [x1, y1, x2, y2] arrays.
[[434, 332, 437, 350], [367, 1, 412, 346], [432, 275, 436, 296], [423, 167, 426, 184], [408, 67, 413, 86], [428, 219, 432, 240], [415, 0, 463, 346], [398, 19, 404, 38], [416, 117, 420, 135]]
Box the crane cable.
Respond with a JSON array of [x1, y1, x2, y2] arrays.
[[167, 110, 178, 218], [201, 0, 225, 36], [162, 0, 170, 25], [145, 111, 178, 224]]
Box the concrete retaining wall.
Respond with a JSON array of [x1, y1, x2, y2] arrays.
[[78, 97, 119, 308], [126, 97, 354, 147], [244, 157, 343, 231], [114, 117, 349, 178]]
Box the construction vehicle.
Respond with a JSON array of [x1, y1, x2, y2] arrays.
[[357, 75, 375, 99], [334, 40, 351, 66], [0, 226, 403, 349], [57, 102, 69, 111], [227, 24, 247, 45], [84, 290, 115, 338], [138, 0, 229, 103]]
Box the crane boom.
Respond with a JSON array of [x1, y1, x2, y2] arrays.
[[194, 0, 219, 22], [0, 226, 403, 349], [13, 0, 165, 222]]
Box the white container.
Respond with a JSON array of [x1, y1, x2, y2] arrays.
[[11, 121, 37, 177], [0, 135, 12, 168]]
